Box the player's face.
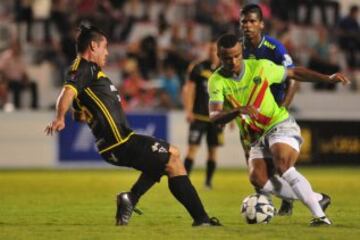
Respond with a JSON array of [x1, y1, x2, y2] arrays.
[[92, 37, 109, 67], [218, 42, 242, 74], [240, 12, 264, 40]]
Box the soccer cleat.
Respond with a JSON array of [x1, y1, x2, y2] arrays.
[[310, 216, 332, 226], [277, 200, 293, 216], [192, 217, 222, 227], [115, 192, 143, 226], [319, 193, 331, 212]]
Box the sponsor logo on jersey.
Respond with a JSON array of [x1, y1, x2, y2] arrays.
[[151, 142, 168, 153], [263, 41, 276, 50]]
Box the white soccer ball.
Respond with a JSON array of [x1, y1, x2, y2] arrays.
[[241, 193, 276, 224]]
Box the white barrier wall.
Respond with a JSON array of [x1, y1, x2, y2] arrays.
[[0, 112, 56, 167]]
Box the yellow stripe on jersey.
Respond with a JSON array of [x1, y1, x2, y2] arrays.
[[64, 84, 78, 97], [85, 88, 122, 142], [97, 71, 107, 79], [71, 56, 81, 71], [99, 132, 135, 154]]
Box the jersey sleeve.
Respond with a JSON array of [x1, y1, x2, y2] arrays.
[[208, 74, 224, 103], [274, 43, 294, 68], [64, 63, 94, 96], [262, 60, 287, 85]]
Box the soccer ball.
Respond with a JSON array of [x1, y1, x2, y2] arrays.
[[241, 193, 276, 224]]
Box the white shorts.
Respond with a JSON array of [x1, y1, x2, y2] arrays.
[[249, 116, 303, 161]]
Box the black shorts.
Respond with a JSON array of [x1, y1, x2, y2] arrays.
[[100, 134, 170, 182], [188, 120, 224, 146]]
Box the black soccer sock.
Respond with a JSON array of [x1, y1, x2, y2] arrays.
[[206, 160, 216, 186], [168, 175, 209, 222], [184, 157, 194, 175], [130, 173, 156, 205]]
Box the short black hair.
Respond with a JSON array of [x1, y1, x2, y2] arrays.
[[240, 4, 263, 21], [76, 24, 107, 54], [217, 33, 239, 50]]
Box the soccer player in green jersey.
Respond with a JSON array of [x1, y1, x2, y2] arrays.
[[208, 33, 349, 226]]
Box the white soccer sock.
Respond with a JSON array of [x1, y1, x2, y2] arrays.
[[282, 167, 325, 217], [261, 177, 298, 200]]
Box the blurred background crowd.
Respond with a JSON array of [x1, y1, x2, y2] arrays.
[[0, 0, 358, 112]]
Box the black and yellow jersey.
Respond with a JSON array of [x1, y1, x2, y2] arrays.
[[65, 57, 134, 154], [188, 60, 218, 122]]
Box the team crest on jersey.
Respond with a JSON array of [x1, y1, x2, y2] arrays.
[[151, 142, 167, 153], [253, 76, 262, 84]]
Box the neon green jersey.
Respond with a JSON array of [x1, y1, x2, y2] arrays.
[[208, 59, 289, 145]]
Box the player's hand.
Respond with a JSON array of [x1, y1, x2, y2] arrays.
[[329, 73, 350, 85], [239, 105, 259, 120], [44, 119, 65, 136], [186, 112, 195, 123]]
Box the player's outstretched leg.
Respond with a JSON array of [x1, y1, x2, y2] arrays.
[[281, 167, 332, 226], [167, 146, 222, 226]]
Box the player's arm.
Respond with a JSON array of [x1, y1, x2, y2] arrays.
[[44, 86, 76, 136], [182, 79, 196, 123], [287, 67, 350, 85], [281, 78, 299, 108], [209, 102, 258, 125]]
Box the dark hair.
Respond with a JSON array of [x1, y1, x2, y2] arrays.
[[217, 33, 239, 49], [76, 25, 107, 54], [350, 5, 359, 14], [240, 4, 263, 21]]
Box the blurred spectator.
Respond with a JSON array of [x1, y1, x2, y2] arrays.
[[158, 62, 182, 109], [14, 0, 33, 42], [308, 26, 340, 90], [337, 5, 360, 70], [0, 72, 8, 109], [119, 58, 155, 111], [0, 41, 38, 110], [137, 35, 159, 79]]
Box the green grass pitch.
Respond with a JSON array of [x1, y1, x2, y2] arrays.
[[0, 167, 359, 240]]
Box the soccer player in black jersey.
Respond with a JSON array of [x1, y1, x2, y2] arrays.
[[45, 25, 221, 227], [182, 41, 223, 188]]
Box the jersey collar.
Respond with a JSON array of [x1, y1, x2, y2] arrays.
[[243, 35, 265, 50], [232, 62, 245, 82]]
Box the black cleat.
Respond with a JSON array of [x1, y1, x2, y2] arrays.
[[319, 193, 331, 212], [115, 192, 142, 226], [192, 217, 222, 227], [277, 200, 293, 216], [310, 216, 332, 226]]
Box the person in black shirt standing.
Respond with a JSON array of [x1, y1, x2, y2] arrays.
[[45, 25, 221, 227], [182, 41, 223, 189]]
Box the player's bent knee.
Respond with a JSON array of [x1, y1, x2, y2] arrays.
[[166, 147, 186, 177], [169, 145, 180, 160]]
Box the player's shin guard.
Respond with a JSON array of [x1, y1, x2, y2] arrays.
[[168, 175, 209, 223], [184, 157, 194, 175], [130, 173, 156, 204], [282, 167, 325, 217]]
